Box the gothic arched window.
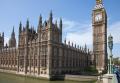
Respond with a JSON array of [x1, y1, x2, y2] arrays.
[[42, 32, 47, 40]]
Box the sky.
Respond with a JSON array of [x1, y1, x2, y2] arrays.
[[0, 0, 120, 57]]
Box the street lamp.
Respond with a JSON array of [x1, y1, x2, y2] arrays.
[[102, 34, 117, 83], [108, 34, 113, 74]]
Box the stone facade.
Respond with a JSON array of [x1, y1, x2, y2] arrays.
[[92, 0, 107, 72], [0, 12, 91, 79]]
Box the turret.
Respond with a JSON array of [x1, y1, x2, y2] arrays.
[[59, 18, 62, 32], [75, 44, 76, 48], [9, 27, 16, 47], [5, 43, 8, 48], [44, 20, 47, 27], [2, 32, 4, 38], [72, 42, 73, 47], [68, 41, 70, 46], [48, 11, 53, 40], [84, 44, 87, 52], [38, 14, 42, 32], [12, 26, 15, 37], [2, 32, 4, 45], [49, 11, 53, 28], [59, 18, 62, 42], [64, 38, 66, 44], [47, 11, 53, 75], [26, 19, 29, 32], [77, 45, 79, 49], [0, 32, 4, 49], [19, 22, 22, 33], [39, 14, 42, 28], [24, 20, 29, 74]]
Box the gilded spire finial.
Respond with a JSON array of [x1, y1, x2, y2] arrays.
[[96, 0, 102, 4]]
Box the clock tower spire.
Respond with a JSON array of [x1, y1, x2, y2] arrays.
[[92, 0, 107, 72]]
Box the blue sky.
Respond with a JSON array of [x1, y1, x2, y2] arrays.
[[0, 0, 120, 57]]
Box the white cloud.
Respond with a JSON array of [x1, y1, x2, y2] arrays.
[[62, 19, 120, 51], [63, 19, 90, 34], [62, 19, 92, 48], [108, 22, 120, 44], [66, 31, 92, 46]]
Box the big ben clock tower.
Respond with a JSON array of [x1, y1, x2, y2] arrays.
[[92, 0, 107, 72]]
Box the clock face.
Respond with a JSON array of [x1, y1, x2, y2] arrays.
[[95, 13, 102, 22]]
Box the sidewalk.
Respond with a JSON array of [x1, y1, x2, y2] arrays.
[[65, 75, 97, 82]]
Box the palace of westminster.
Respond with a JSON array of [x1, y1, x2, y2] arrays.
[[0, 0, 107, 79]]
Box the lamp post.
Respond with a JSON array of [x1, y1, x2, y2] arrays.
[[102, 35, 118, 83], [108, 34, 113, 74]]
